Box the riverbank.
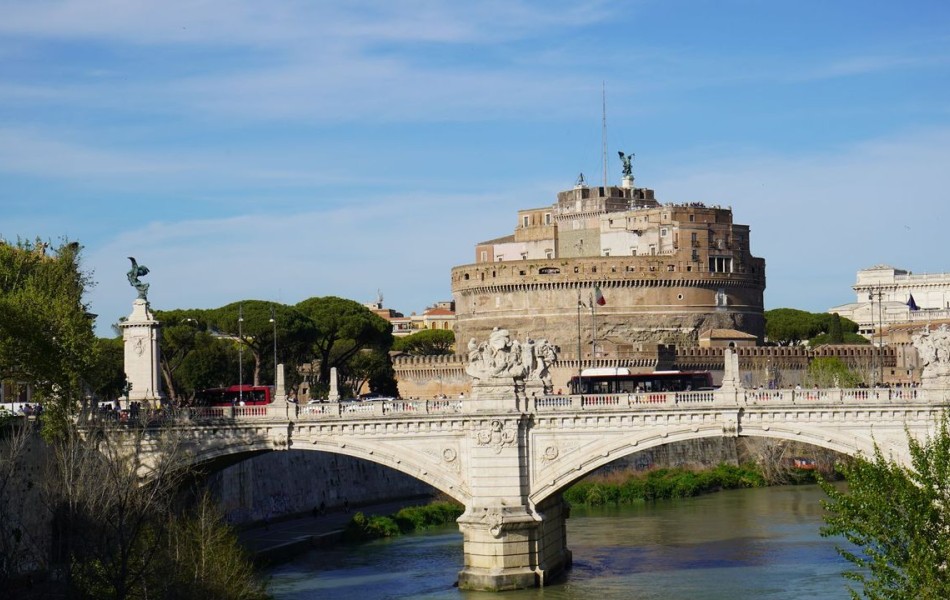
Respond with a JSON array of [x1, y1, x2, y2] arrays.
[[237, 497, 432, 564]]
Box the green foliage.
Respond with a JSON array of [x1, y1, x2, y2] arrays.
[[392, 329, 456, 356], [765, 308, 824, 346], [827, 312, 844, 344], [821, 414, 950, 599], [805, 357, 862, 388], [765, 308, 865, 347], [345, 349, 398, 397], [344, 512, 401, 541], [345, 501, 464, 542], [563, 464, 766, 507], [295, 296, 394, 391], [87, 337, 126, 402], [207, 301, 315, 387], [0, 239, 97, 439]]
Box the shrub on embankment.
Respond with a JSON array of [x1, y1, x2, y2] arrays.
[[563, 464, 767, 507], [344, 501, 464, 542]]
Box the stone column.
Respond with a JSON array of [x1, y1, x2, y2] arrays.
[[328, 367, 341, 402], [119, 299, 165, 406], [457, 415, 572, 591]]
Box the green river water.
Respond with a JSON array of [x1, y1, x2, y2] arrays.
[[267, 484, 855, 600]]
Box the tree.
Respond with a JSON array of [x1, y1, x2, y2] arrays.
[[804, 356, 861, 388], [821, 415, 950, 599], [393, 329, 456, 355], [207, 301, 315, 387], [164, 493, 268, 599], [295, 296, 393, 385], [0, 238, 97, 437], [810, 312, 868, 346], [764, 308, 824, 346], [766, 308, 867, 347], [345, 349, 398, 398]]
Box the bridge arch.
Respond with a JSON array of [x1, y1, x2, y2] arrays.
[[528, 423, 898, 506], [177, 424, 471, 505]]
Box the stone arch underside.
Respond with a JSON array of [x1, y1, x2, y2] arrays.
[[182, 432, 471, 505], [528, 424, 908, 505]]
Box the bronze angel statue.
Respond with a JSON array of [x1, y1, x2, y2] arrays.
[[127, 257, 150, 300], [618, 151, 634, 177]]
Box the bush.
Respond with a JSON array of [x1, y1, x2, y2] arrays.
[[347, 501, 464, 542], [565, 464, 767, 507]]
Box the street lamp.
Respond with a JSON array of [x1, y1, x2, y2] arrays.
[[868, 287, 884, 386], [238, 305, 244, 405], [269, 305, 278, 386]]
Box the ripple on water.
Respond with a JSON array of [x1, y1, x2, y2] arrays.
[[267, 486, 854, 600]]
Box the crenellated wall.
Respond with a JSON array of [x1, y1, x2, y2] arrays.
[[394, 344, 907, 398]]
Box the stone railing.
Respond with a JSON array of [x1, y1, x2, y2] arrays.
[[101, 386, 940, 426]]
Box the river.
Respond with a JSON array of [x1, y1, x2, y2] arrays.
[[266, 484, 854, 600]]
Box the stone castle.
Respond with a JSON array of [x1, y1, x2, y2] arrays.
[[450, 175, 766, 359]]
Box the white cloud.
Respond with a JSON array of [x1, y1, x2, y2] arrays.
[[83, 187, 519, 334]]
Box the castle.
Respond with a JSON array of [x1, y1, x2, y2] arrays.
[[450, 174, 766, 359]]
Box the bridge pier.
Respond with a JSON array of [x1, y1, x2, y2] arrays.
[[457, 495, 571, 591], [456, 414, 572, 591]]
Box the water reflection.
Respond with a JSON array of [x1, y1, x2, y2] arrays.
[[267, 485, 852, 600]]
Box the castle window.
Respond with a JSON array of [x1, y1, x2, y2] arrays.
[[667, 264, 675, 272], [519, 270, 526, 275], [480, 250, 488, 262], [591, 266, 597, 273], [689, 214, 695, 222], [522, 216, 529, 228], [686, 265, 692, 272], [545, 250, 553, 259], [464, 273, 470, 280], [660, 228, 668, 237], [544, 213, 552, 225], [574, 266, 579, 273], [677, 294, 684, 300], [520, 252, 527, 260]]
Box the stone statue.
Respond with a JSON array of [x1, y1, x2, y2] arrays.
[[618, 151, 634, 177], [912, 325, 950, 387], [127, 257, 150, 301], [465, 328, 558, 394]]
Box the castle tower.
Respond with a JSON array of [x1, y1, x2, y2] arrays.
[[451, 179, 766, 359]]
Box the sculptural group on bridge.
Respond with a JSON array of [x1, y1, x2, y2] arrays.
[[465, 328, 557, 393]]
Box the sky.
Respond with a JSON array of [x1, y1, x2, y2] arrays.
[[2, 1, 949, 337]]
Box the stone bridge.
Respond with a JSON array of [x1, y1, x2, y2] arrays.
[[116, 322, 950, 592], [126, 378, 948, 591]]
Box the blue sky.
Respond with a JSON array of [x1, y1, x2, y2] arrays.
[[2, 1, 949, 336]]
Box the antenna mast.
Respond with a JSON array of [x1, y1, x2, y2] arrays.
[[601, 81, 608, 188]]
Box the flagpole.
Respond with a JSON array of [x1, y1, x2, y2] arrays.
[[590, 289, 596, 368]]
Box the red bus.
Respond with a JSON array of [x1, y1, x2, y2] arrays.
[[569, 368, 714, 394], [194, 385, 272, 407]]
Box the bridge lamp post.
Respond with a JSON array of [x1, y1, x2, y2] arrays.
[[269, 305, 278, 386], [868, 288, 884, 387], [238, 305, 244, 405]]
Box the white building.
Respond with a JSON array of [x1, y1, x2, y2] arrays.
[[828, 265, 950, 339]]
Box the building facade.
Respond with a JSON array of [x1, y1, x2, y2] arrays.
[[828, 265, 950, 340], [452, 178, 766, 358]]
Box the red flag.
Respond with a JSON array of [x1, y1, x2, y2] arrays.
[[594, 285, 606, 306]]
